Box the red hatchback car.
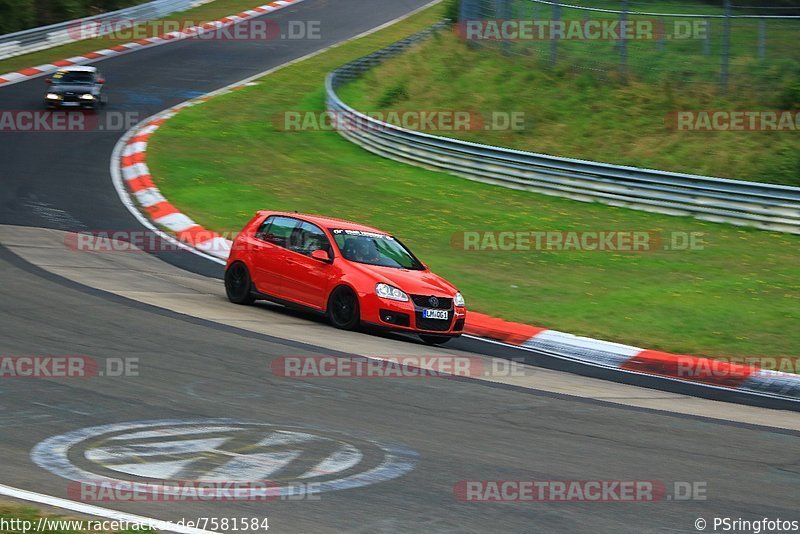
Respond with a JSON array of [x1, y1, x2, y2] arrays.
[[225, 211, 466, 344]]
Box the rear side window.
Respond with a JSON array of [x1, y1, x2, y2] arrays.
[[255, 216, 297, 248]]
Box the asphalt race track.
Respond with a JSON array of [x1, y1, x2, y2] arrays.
[[0, 1, 799, 532]]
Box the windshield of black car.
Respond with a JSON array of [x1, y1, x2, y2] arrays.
[[331, 229, 424, 270], [52, 72, 94, 85]]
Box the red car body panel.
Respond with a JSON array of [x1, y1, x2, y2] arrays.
[[226, 211, 466, 336]]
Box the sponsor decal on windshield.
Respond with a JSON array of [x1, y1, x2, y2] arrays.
[[331, 229, 395, 240]]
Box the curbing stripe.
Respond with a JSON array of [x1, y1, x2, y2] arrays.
[[741, 369, 800, 398], [153, 211, 197, 232], [522, 329, 641, 369], [133, 187, 167, 208]]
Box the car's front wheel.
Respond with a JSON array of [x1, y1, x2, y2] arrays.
[[419, 334, 453, 345], [327, 286, 360, 330], [225, 262, 255, 305]]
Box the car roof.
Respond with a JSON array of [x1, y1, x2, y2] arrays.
[[57, 66, 97, 73], [259, 211, 388, 235]]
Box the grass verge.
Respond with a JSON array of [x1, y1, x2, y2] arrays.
[[0, 502, 153, 533], [0, 0, 279, 75], [146, 1, 800, 358], [337, 25, 800, 185]]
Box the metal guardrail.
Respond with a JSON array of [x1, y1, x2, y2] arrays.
[[0, 0, 203, 60], [325, 23, 800, 235]]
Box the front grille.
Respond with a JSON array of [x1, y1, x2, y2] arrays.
[[411, 294, 452, 309], [415, 312, 453, 332]]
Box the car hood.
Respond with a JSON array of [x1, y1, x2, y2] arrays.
[[49, 84, 94, 94], [348, 261, 458, 297]]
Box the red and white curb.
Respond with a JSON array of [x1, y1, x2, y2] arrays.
[[0, 0, 304, 87], [466, 313, 800, 400], [117, 96, 234, 261], [110, 1, 800, 404]]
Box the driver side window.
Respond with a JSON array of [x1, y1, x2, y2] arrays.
[[293, 222, 332, 257]]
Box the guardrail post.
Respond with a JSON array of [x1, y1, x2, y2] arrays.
[[499, 0, 510, 56], [720, 0, 731, 91], [619, 0, 629, 80], [550, 0, 560, 66]]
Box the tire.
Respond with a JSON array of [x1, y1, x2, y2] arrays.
[[327, 286, 360, 330], [419, 334, 452, 345], [225, 262, 255, 305]]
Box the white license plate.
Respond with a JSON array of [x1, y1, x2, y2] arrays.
[[422, 309, 449, 320]]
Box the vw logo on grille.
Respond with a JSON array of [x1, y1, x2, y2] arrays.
[[428, 296, 439, 308]]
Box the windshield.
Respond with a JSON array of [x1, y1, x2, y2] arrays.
[[52, 71, 94, 85], [331, 229, 424, 270]]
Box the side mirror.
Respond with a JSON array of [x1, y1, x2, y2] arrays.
[[310, 249, 331, 263], [97, 78, 105, 84], [45, 78, 52, 85]]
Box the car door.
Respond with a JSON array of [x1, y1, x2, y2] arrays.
[[250, 215, 298, 298], [281, 221, 335, 309]]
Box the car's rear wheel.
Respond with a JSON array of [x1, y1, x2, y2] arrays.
[[327, 286, 360, 330], [419, 334, 452, 345], [225, 262, 255, 305]]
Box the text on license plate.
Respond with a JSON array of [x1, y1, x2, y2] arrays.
[[422, 309, 449, 320]]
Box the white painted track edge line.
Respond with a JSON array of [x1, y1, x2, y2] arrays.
[[0, 483, 221, 534]]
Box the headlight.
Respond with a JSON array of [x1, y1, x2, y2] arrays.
[[80, 94, 95, 100], [375, 283, 408, 302], [46, 93, 62, 100], [454, 292, 465, 307]]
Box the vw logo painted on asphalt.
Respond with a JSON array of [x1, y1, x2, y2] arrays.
[[31, 419, 418, 497], [429, 296, 439, 308]]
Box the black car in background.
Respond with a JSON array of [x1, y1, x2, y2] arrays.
[[45, 66, 106, 109]]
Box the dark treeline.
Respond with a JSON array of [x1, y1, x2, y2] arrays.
[[0, 0, 146, 35]]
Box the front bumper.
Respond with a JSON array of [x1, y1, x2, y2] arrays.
[[361, 293, 466, 335], [46, 97, 97, 108]]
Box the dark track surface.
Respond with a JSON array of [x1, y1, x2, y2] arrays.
[[0, 1, 798, 532], [1, 248, 799, 532]]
